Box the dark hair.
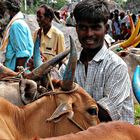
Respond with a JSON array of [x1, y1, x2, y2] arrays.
[[119, 12, 125, 19], [114, 9, 119, 14], [121, 22, 126, 27], [132, 14, 136, 23], [4, 0, 21, 13], [73, 0, 110, 24], [54, 11, 60, 20], [109, 12, 114, 19], [40, 4, 54, 21], [0, 1, 6, 16]]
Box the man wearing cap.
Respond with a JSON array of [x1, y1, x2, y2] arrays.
[[0, 0, 34, 72]]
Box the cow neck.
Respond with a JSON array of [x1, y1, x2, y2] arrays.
[[14, 96, 49, 137], [22, 96, 47, 117], [11, 83, 80, 138]]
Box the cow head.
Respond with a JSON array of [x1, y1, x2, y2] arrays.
[[45, 80, 100, 129], [41, 36, 100, 130], [21, 36, 109, 134]]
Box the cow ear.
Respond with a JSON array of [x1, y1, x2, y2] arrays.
[[46, 102, 74, 122], [19, 79, 38, 104]]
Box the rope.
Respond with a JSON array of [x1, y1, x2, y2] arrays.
[[35, 83, 79, 100], [67, 117, 85, 131]]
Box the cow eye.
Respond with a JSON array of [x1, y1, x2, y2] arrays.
[[87, 108, 97, 115]]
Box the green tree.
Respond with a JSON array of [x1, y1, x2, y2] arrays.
[[123, 0, 140, 14], [52, 0, 67, 10], [115, 0, 126, 8], [21, 0, 67, 14]]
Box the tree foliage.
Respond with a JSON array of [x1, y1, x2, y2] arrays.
[[52, 0, 67, 10], [21, 0, 67, 14], [115, 0, 125, 7], [122, 0, 140, 14]]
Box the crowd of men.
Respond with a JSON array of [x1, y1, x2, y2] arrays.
[[0, 0, 136, 125], [107, 9, 140, 43]]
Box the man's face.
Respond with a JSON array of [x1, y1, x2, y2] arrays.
[[76, 21, 106, 50], [36, 7, 49, 28]]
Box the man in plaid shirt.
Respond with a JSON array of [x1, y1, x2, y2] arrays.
[[61, 0, 134, 124]]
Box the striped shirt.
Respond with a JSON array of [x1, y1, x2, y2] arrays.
[[75, 44, 134, 124]]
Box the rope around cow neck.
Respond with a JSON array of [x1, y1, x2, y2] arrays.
[[67, 117, 85, 131], [36, 83, 79, 100]]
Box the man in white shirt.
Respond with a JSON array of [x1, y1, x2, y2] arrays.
[[61, 0, 134, 124]]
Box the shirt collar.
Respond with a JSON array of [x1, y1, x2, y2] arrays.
[[78, 42, 108, 62], [12, 11, 24, 20], [93, 43, 108, 62], [46, 25, 53, 39]]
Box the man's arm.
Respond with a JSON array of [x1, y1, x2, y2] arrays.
[[0, 63, 18, 79], [97, 64, 134, 123], [57, 32, 65, 54], [57, 32, 65, 68], [15, 57, 28, 72], [10, 21, 33, 71]]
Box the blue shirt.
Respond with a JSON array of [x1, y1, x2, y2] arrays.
[[5, 18, 33, 71]]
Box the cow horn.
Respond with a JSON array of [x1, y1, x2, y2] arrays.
[[128, 14, 135, 33], [61, 36, 77, 91], [132, 65, 140, 104], [0, 64, 18, 79], [120, 15, 140, 49], [128, 16, 140, 47], [33, 34, 43, 68], [130, 31, 140, 47], [25, 48, 70, 80]]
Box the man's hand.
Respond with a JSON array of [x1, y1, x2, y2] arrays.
[[27, 57, 34, 71], [15, 57, 28, 72]]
